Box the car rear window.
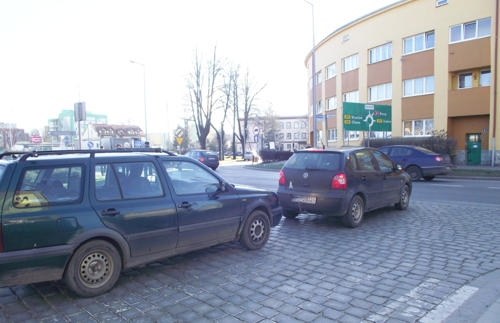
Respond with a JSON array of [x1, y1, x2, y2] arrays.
[[284, 152, 341, 171], [415, 146, 436, 154]]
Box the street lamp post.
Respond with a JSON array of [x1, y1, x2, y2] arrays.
[[129, 60, 148, 142], [304, 0, 317, 147]]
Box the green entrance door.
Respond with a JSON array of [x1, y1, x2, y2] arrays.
[[466, 133, 481, 165]]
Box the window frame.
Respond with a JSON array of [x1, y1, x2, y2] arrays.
[[343, 90, 360, 103], [342, 53, 359, 73], [458, 72, 473, 89], [327, 128, 338, 142], [14, 164, 86, 208], [369, 42, 392, 64], [403, 119, 434, 137], [162, 160, 221, 196], [326, 96, 337, 111], [369, 83, 392, 102], [480, 70, 491, 87], [403, 76, 434, 97], [326, 63, 337, 79], [449, 17, 491, 44], [403, 31, 435, 55]]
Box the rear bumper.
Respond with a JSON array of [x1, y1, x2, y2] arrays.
[[421, 165, 452, 177], [278, 188, 349, 217]]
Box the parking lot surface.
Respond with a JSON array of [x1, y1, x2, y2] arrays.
[[1, 199, 500, 322]]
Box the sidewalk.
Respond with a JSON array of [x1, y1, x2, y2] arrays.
[[443, 164, 500, 180]]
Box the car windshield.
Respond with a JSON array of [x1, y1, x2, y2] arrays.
[[284, 152, 341, 171], [415, 146, 437, 154]]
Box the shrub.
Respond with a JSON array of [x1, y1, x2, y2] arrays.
[[362, 130, 457, 158], [259, 150, 293, 163]]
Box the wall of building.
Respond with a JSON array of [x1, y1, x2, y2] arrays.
[[305, 0, 498, 164]]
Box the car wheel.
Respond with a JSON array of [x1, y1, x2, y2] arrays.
[[343, 195, 364, 228], [395, 184, 410, 210], [423, 176, 434, 181], [240, 210, 270, 250], [283, 209, 299, 219], [406, 166, 422, 181], [64, 240, 121, 297]]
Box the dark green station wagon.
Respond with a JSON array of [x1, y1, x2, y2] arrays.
[[0, 149, 282, 297]]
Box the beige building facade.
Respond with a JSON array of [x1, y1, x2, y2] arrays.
[[306, 0, 498, 165]]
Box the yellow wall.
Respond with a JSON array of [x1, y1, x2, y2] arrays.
[[306, 0, 498, 150]]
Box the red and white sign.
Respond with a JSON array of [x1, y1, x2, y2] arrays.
[[30, 136, 42, 143]]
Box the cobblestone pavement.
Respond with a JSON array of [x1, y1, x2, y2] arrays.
[[1, 200, 500, 322]]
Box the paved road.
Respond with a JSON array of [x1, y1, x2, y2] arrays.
[[216, 164, 500, 205], [1, 164, 500, 322]]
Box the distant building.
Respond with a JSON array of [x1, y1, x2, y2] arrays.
[[275, 116, 308, 151], [0, 123, 29, 150], [81, 124, 144, 149], [46, 110, 108, 147]]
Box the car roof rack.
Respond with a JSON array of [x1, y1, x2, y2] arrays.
[[0, 148, 177, 162], [0, 151, 29, 160]]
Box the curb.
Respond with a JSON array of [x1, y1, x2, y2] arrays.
[[439, 175, 500, 181]]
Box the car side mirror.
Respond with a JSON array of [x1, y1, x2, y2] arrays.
[[395, 164, 403, 171]]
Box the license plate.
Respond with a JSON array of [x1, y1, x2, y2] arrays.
[[292, 195, 316, 204]]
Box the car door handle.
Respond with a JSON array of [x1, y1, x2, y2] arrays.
[[178, 201, 192, 208], [101, 208, 120, 216]]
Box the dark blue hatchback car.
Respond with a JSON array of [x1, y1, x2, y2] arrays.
[[378, 145, 452, 181], [277, 147, 411, 228]]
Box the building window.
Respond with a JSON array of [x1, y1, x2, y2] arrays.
[[343, 90, 359, 103], [301, 132, 307, 139], [317, 71, 323, 84], [316, 100, 323, 113], [369, 43, 392, 64], [327, 128, 338, 142], [279, 133, 284, 140], [326, 63, 336, 79], [327, 96, 338, 111], [293, 132, 299, 139], [403, 76, 434, 97], [458, 73, 473, 89], [301, 121, 307, 128], [436, 0, 448, 7], [369, 83, 392, 102], [286, 144, 291, 150], [294, 121, 299, 129], [286, 133, 291, 140], [342, 53, 359, 73], [317, 130, 323, 145], [286, 122, 291, 129], [279, 122, 284, 129], [403, 119, 434, 137], [450, 17, 491, 43], [480, 70, 491, 87], [404, 31, 434, 55]]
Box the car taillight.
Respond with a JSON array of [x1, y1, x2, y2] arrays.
[[279, 170, 286, 185], [435, 156, 443, 162], [200, 157, 205, 162], [331, 173, 347, 189]]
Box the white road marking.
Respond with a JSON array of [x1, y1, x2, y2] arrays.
[[430, 184, 463, 188], [419, 285, 479, 323], [488, 187, 500, 190]]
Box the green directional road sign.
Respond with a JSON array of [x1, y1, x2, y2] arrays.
[[343, 102, 392, 131]]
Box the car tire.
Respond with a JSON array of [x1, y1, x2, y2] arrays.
[[423, 176, 434, 181], [395, 184, 410, 210], [283, 209, 299, 219], [343, 195, 364, 228], [64, 240, 122, 297], [406, 166, 422, 181], [240, 210, 270, 250]]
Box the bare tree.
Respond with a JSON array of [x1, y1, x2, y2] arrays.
[[210, 72, 232, 160], [187, 47, 222, 149], [234, 70, 266, 155]]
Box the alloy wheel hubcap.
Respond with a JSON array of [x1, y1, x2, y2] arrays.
[[79, 251, 112, 288], [250, 219, 265, 241], [352, 202, 362, 221], [401, 188, 409, 206]]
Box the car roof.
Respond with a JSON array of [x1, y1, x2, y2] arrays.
[[297, 146, 372, 153]]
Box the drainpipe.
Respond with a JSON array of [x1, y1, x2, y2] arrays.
[[492, 0, 498, 166]]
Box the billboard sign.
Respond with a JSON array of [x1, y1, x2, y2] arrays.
[[343, 102, 391, 131]]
